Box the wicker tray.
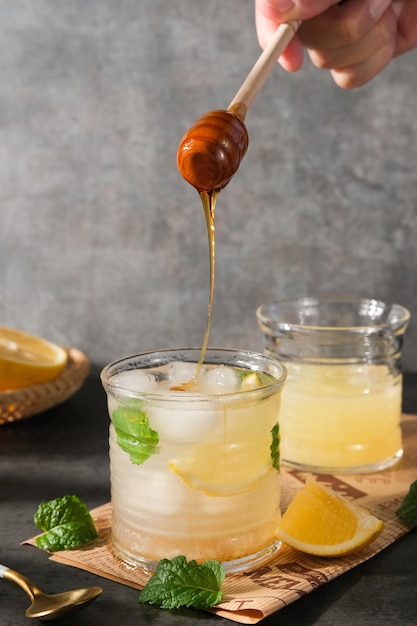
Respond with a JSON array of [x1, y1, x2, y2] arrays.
[[0, 347, 90, 425]]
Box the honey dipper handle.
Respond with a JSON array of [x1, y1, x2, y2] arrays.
[[228, 20, 301, 120]]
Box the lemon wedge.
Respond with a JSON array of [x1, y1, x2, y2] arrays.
[[239, 372, 262, 391], [0, 326, 68, 391], [276, 479, 384, 557], [169, 438, 272, 496]]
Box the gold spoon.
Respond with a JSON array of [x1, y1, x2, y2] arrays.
[[177, 20, 301, 193], [1, 563, 103, 621]]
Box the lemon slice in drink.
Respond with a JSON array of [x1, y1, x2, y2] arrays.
[[169, 439, 272, 496], [276, 479, 384, 557], [0, 326, 68, 391], [239, 371, 262, 391]]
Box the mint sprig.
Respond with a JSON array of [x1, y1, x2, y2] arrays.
[[112, 406, 159, 465], [34, 495, 98, 551], [270, 423, 280, 470], [396, 479, 417, 527], [139, 555, 225, 609]]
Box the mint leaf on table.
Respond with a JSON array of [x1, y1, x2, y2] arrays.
[[139, 555, 225, 609], [34, 495, 98, 551], [396, 480, 417, 527], [36, 522, 98, 551], [112, 406, 159, 465]]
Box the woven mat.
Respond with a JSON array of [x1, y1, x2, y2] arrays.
[[24, 414, 417, 624], [0, 347, 90, 425]]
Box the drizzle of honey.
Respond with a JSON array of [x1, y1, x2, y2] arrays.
[[170, 190, 218, 391]]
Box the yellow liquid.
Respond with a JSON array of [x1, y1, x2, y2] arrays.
[[280, 363, 403, 472], [108, 364, 282, 571]]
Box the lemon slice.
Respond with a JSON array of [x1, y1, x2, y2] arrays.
[[276, 479, 384, 557], [0, 326, 68, 391], [239, 372, 262, 391], [169, 439, 272, 496]]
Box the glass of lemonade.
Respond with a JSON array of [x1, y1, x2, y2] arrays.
[[101, 347, 286, 573], [257, 296, 410, 474]]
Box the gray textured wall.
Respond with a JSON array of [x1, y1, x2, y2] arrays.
[[1, 0, 416, 371]]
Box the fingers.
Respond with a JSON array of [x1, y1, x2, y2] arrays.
[[328, 38, 396, 88], [391, 1, 417, 57], [255, 0, 297, 50], [255, 0, 417, 89], [306, 15, 396, 70], [298, 0, 398, 88], [255, 0, 341, 69], [255, 0, 342, 25], [278, 37, 305, 71], [297, 0, 393, 50]]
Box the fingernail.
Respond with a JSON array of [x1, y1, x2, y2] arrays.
[[369, 0, 392, 20]]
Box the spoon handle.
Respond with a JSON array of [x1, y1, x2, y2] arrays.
[[0, 564, 39, 600], [228, 20, 301, 120]]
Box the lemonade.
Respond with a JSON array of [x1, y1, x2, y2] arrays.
[[257, 296, 410, 473], [101, 348, 286, 573], [279, 363, 403, 472]]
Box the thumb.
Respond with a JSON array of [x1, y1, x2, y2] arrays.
[[256, 0, 343, 22]]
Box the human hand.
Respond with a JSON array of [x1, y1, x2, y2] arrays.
[[255, 0, 417, 88]]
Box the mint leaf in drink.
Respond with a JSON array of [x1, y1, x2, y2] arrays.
[[34, 495, 98, 551], [396, 480, 417, 527], [112, 406, 159, 465], [139, 555, 225, 609], [270, 423, 280, 470]]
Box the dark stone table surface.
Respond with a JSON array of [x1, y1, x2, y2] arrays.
[[1, 371, 416, 626]]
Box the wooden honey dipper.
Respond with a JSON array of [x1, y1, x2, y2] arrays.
[[177, 21, 300, 193]]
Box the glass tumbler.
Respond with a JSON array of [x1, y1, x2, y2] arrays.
[[257, 296, 410, 474], [101, 347, 286, 572]]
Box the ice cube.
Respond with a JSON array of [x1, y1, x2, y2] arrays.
[[111, 370, 158, 393], [147, 400, 221, 444], [167, 361, 203, 386], [109, 427, 186, 516], [199, 365, 240, 395], [137, 466, 186, 516]]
